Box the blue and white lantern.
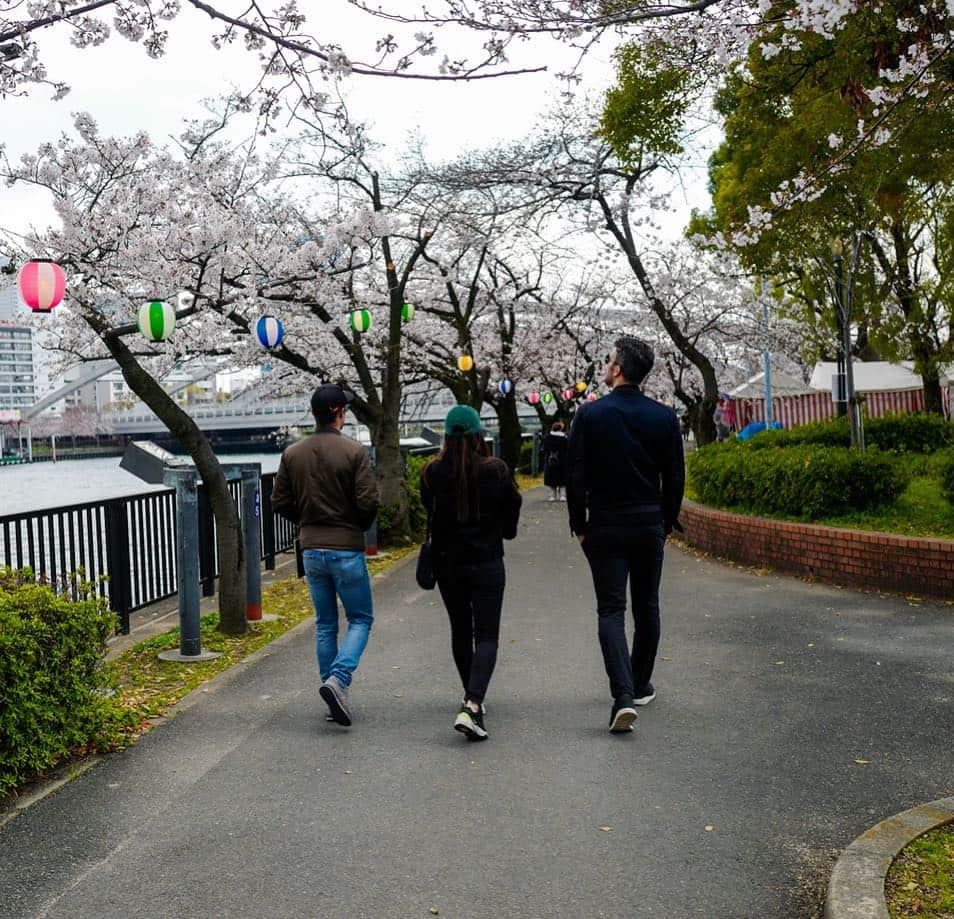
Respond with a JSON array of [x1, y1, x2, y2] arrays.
[[255, 315, 284, 349], [498, 379, 513, 396]]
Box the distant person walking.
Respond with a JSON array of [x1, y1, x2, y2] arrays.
[[421, 405, 522, 742], [543, 420, 569, 502], [567, 338, 685, 733], [271, 383, 379, 728]]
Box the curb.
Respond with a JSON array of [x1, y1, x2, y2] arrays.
[[824, 796, 954, 919], [0, 547, 421, 827]]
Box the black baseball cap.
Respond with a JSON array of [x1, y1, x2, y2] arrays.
[[311, 383, 355, 417]]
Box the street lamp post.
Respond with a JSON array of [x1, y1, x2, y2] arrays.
[[830, 235, 865, 450], [830, 238, 848, 418]]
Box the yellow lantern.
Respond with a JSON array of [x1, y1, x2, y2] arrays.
[[575, 380, 587, 392], [457, 354, 474, 372]]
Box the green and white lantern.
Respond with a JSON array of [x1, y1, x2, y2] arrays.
[[401, 302, 415, 323], [137, 300, 176, 341], [349, 308, 372, 334]]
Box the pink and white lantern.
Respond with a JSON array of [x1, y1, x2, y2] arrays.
[[562, 388, 575, 401], [18, 259, 65, 313], [527, 391, 540, 405]]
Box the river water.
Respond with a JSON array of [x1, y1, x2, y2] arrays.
[[0, 453, 282, 516]]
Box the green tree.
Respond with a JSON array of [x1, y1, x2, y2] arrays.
[[696, 0, 954, 412]]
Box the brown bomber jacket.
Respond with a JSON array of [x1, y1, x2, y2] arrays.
[[271, 427, 379, 551]]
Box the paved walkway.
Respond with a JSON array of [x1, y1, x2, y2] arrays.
[[1, 489, 951, 918]]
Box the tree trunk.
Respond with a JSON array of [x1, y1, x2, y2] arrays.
[[494, 393, 523, 472], [101, 333, 248, 634], [373, 412, 409, 543]]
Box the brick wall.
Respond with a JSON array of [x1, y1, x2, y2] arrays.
[[674, 500, 954, 602]]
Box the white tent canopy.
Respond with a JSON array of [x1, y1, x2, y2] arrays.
[[808, 361, 953, 393], [729, 371, 813, 398]]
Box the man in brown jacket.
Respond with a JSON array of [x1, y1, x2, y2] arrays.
[[272, 383, 379, 727]]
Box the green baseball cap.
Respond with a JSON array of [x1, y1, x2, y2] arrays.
[[444, 404, 482, 435]]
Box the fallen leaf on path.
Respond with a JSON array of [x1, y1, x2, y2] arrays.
[[429, 909, 440, 915], [344, 769, 353, 774], [705, 825, 715, 832], [660, 656, 672, 661], [774, 661, 785, 665], [599, 826, 613, 832], [853, 759, 870, 765]]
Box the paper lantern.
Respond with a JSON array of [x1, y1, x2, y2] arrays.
[[527, 391, 540, 405], [542, 392, 553, 404], [587, 392, 598, 401], [498, 379, 513, 396], [457, 354, 474, 372], [137, 300, 176, 341], [349, 308, 372, 333], [255, 316, 284, 349], [575, 380, 587, 392], [401, 302, 415, 323], [17, 259, 65, 313], [562, 388, 575, 401]]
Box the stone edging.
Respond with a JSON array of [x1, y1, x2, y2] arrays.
[[673, 499, 954, 602], [824, 796, 954, 919]]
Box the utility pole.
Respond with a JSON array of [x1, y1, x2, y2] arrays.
[[760, 277, 773, 428]]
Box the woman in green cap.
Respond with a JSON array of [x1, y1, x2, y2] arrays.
[[420, 404, 523, 741]]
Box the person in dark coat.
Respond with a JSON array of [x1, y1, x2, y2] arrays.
[[420, 405, 523, 742], [543, 420, 569, 502], [567, 337, 685, 733]]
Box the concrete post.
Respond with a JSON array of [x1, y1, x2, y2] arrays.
[[159, 469, 219, 662], [531, 432, 540, 476], [240, 464, 271, 622]]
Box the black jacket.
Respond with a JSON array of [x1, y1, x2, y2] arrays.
[[566, 384, 684, 535], [420, 454, 522, 564]]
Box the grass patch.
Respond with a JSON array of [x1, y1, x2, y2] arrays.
[[687, 473, 954, 540], [111, 551, 413, 738], [886, 822, 954, 918], [516, 472, 544, 491]]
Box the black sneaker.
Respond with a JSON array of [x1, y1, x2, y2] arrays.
[[454, 707, 489, 741], [461, 696, 487, 716], [609, 695, 637, 733], [633, 683, 656, 706]]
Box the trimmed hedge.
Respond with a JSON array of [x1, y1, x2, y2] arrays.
[[0, 570, 131, 795], [742, 413, 953, 454], [687, 444, 909, 518]]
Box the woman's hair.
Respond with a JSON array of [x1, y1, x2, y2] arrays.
[[550, 421, 565, 432], [437, 432, 489, 523]]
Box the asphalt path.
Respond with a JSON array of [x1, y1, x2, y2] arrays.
[[1, 489, 951, 919]]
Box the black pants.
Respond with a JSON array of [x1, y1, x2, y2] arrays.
[[436, 558, 505, 705], [582, 524, 666, 701]]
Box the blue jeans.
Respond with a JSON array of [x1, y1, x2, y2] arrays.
[[302, 549, 374, 688]]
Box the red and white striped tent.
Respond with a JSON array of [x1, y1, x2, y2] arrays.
[[730, 362, 952, 429]]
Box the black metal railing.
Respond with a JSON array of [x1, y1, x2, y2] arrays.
[[0, 472, 296, 634]]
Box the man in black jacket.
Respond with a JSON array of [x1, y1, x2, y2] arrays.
[[567, 337, 685, 733]]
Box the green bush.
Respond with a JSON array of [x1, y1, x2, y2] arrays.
[[866, 412, 954, 453], [687, 443, 909, 518], [0, 569, 132, 795], [517, 438, 534, 474], [742, 412, 953, 454], [405, 453, 430, 536], [938, 449, 954, 506]]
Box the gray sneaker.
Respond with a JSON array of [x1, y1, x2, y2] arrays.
[[320, 675, 352, 726]]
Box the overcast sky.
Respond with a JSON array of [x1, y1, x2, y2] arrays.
[[1, 3, 713, 240]]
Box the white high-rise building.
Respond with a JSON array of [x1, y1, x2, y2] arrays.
[[0, 283, 36, 416]]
